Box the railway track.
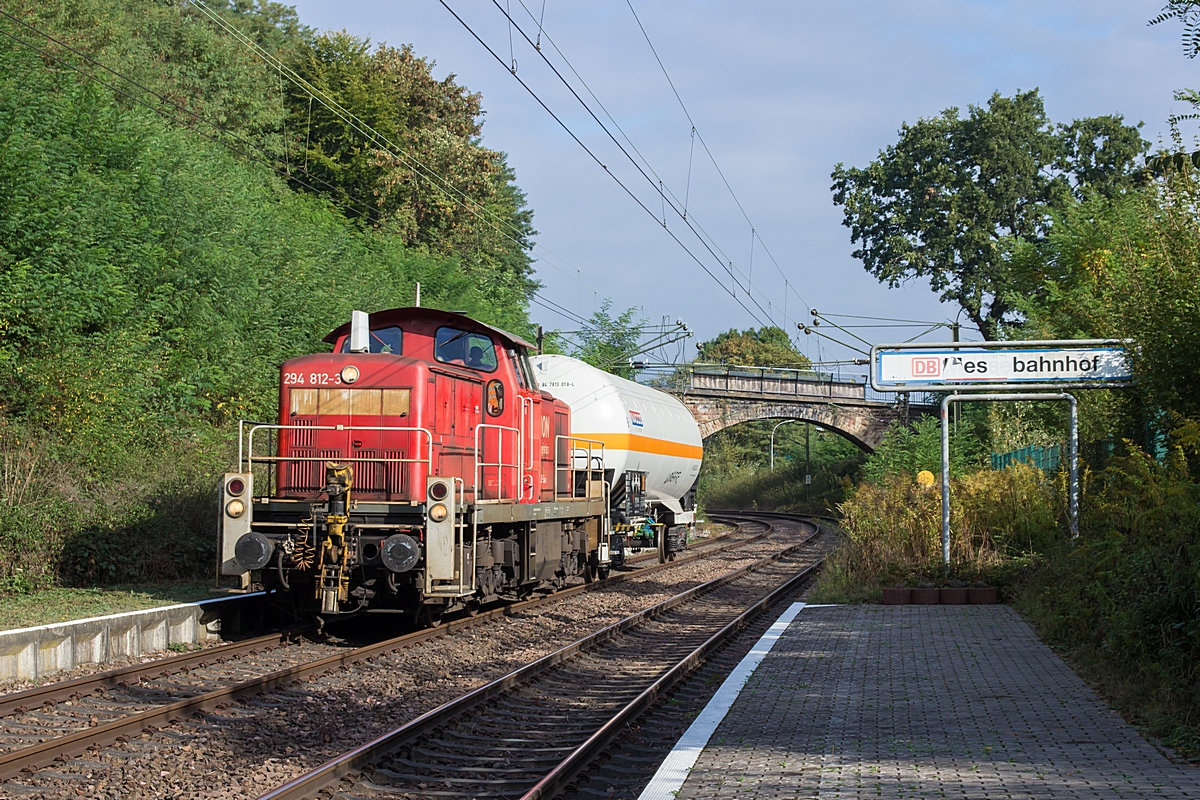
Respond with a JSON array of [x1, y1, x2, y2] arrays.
[[255, 513, 822, 800], [0, 515, 768, 785]]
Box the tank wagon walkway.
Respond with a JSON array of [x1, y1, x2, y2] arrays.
[[640, 605, 1199, 800]]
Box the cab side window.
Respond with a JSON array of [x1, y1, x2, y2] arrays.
[[340, 326, 403, 354], [435, 327, 497, 372]]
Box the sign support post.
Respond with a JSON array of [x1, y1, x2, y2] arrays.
[[940, 393, 1078, 567], [870, 339, 1128, 569]]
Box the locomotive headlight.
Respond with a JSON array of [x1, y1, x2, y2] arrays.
[[225, 499, 247, 518], [340, 365, 360, 384], [428, 503, 449, 523]]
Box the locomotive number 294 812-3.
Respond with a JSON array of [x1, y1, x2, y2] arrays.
[[283, 372, 343, 386]]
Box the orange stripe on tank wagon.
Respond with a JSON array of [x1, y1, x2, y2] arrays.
[[573, 433, 702, 460]]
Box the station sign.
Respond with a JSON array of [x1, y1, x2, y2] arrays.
[[870, 340, 1132, 392]]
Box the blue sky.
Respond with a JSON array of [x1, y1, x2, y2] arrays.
[[288, 0, 1197, 370]]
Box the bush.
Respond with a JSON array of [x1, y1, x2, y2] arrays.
[[811, 464, 1060, 602], [1014, 443, 1200, 756]]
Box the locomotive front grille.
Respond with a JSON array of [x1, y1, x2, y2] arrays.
[[355, 449, 380, 493], [384, 449, 406, 496], [288, 449, 318, 492]]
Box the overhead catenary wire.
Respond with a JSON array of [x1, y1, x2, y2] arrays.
[[512, 0, 789, 337], [493, 0, 784, 329], [440, 0, 773, 328], [482, 0, 775, 326], [508, 0, 815, 347], [624, 0, 814, 317]]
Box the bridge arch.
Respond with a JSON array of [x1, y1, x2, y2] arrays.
[[682, 397, 894, 452], [665, 365, 936, 453]]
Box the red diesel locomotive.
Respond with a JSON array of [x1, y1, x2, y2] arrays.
[[218, 308, 611, 623]]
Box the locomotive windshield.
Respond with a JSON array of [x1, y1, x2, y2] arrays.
[[435, 327, 497, 372], [339, 325, 403, 354]]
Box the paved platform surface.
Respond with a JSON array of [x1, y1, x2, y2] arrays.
[[672, 605, 1198, 799]]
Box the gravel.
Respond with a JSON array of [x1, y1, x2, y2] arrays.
[[1, 519, 817, 800]]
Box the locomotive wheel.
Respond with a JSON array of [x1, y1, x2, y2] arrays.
[[598, 567, 610, 581], [583, 562, 596, 584], [667, 550, 676, 562], [465, 599, 480, 617], [417, 606, 444, 629]]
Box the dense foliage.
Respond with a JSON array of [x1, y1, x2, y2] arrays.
[[831, 90, 1145, 339], [0, 0, 536, 586], [696, 326, 811, 368], [285, 30, 536, 295], [820, 54, 1200, 752], [569, 301, 643, 380]]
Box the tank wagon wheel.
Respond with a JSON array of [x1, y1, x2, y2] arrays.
[[464, 599, 481, 617], [598, 567, 611, 581], [583, 562, 596, 584]]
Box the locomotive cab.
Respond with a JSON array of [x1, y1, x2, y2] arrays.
[[219, 308, 611, 623]]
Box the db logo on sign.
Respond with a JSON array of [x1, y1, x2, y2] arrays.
[[911, 357, 940, 377]]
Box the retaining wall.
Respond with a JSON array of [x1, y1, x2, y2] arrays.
[[0, 592, 266, 682]]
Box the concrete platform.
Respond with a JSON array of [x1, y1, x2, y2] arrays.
[[641, 604, 1199, 799], [0, 591, 267, 682]]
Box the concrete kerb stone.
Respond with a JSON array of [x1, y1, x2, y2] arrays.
[[0, 591, 266, 682]]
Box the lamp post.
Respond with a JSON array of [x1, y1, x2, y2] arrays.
[[770, 419, 800, 471]]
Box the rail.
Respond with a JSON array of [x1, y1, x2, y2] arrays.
[[254, 514, 823, 800], [0, 514, 794, 782]]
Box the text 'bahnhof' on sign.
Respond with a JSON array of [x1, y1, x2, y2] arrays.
[[871, 342, 1132, 391]]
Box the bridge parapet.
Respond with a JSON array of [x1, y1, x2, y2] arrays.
[[690, 365, 867, 401], [666, 363, 934, 451]]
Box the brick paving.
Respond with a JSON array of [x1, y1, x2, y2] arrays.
[[674, 605, 1199, 799]]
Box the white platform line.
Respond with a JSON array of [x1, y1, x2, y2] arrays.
[[636, 601, 808, 800]]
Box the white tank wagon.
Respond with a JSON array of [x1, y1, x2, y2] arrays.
[[531, 354, 703, 562]]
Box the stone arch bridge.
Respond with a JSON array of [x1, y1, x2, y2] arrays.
[[666, 366, 936, 452]]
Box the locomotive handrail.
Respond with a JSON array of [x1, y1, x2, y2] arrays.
[[474, 423, 521, 504], [240, 422, 434, 497], [554, 436, 606, 502], [518, 396, 537, 501], [237, 419, 276, 470]]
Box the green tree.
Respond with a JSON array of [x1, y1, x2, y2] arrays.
[[286, 32, 536, 297], [575, 301, 642, 379], [0, 21, 535, 586], [697, 327, 811, 368], [831, 90, 1145, 340], [1151, 1, 1200, 58]]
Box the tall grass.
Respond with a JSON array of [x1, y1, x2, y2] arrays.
[[811, 464, 1060, 602]]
